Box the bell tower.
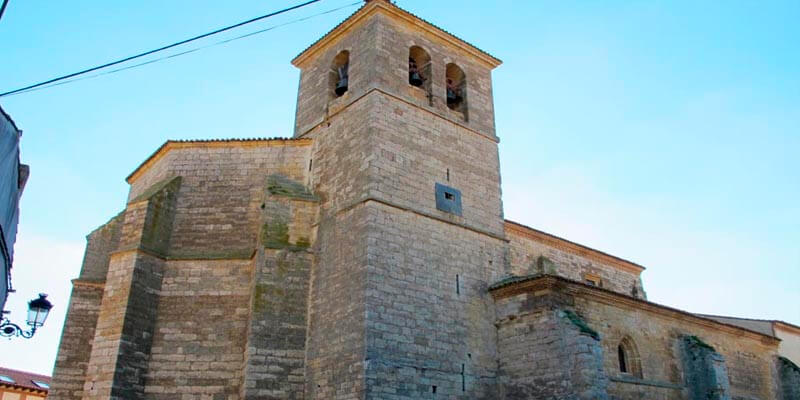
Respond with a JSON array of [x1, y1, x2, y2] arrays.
[[292, 1, 506, 398]]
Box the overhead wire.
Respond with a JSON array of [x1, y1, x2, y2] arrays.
[[4, 1, 361, 97], [0, 0, 348, 98]]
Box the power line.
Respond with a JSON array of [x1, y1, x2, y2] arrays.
[[0, 0, 325, 98], [0, 0, 10, 22], [6, 1, 361, 97]]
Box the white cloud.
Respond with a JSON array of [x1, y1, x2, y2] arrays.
[[503, 165, 800, 325], [0, 233, 84, 376]]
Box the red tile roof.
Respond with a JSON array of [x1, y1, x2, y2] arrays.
[[0, 367, 50, 392]]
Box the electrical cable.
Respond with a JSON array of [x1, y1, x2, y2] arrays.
[[4, 1, 361, 97], [0, 0, 327, 98], [0, 0, 10, 23]]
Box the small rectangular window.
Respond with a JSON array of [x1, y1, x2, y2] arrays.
[[435, 183, 462, 216], [584, 273, 602, 287]]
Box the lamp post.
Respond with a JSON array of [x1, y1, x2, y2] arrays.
[[0, 294, 53, 339]]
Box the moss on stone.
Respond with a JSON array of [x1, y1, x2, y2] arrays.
[[684, 335, 716, 352], [294, 236, 311, 248], [537, 255, 557, 274], [166, 248, 254, 260], [780, 356, 800, 374], [129, 176, 182, 204], [561, 309, 600, 340], [253, 283, 287, 313], [266, 174, 318, 201], [261, 222, 290, 249]]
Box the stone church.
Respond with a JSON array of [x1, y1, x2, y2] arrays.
[[49, 1, 799, 399]]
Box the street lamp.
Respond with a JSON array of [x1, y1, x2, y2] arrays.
[[0, 294, 53, 339]]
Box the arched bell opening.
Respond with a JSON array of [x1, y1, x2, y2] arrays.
[[408, 46, 431, 92], [330, 50, 350, 98], [445, 63, 467, 115]]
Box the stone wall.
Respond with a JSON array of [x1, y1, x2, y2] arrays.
[[368, 91, 504, 237], [52, 140, 318, 400], [680, 336, 731, 400], [292, 3, 498, 140], [506, 223, 645, 299], [49, 215, 123, 400], [304, 205, 369, 399], [494, 289, 608, 399], [490, 276, 781, 400], [367, 12, 498, 138], [47, 284, 104, 400], [297, 6, 506, 397], [571, 282, 779, 400], [293, 12, 379, 137], [364, 201, 505, 399], [126, 140, 312, 260], [241, 176, 317, 399], [143, 259, 252, 400]]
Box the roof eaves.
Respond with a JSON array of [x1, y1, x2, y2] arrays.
[[292, 1, 500, 68], [125, 137, 310, 183], [505, 219, 646, 272], [489, 274, 780, 342]]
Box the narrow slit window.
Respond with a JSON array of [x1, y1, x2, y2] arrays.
[[618, 345, 628, 373]]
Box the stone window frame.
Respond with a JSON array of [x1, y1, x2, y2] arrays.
[[617, 336, 643, 378]]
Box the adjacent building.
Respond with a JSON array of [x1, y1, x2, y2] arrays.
[[0, 367, 50, 400], [49, 1, 800, 399], [0, 105, 29, 313]]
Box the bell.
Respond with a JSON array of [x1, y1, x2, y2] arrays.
[[409, 72, 424, 87], [447, 89, 460, 106], [335, 77, 348, 96]]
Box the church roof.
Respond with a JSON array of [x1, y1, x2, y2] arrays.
[[292, 0, 501, 68], [489, 274, 781, 343], [505, 220, 646, 274], [695, 314, 800, 337], [0, 367, 50, 393], [126, 137, 312, 183]]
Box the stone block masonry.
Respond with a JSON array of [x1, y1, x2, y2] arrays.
[[494, 285, 609, 399], [50, 2, 794, 399]]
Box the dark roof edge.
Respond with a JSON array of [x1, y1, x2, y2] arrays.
[[0, 104, 21, 133], [695, 313, 800, 332], [505, 219, 646, 271], [489, 274, 780, 342]]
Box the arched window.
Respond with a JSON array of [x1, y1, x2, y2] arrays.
[[445, 63, 467, 114], [408, 46, 431, 92], [330, 50, 350, 98], [617, 336, 642, 378]]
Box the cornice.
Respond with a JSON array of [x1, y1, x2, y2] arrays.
[[292, 0, 501, 69], [126, 138, 312, 184], [490, 274, 780, 345], [505, 220, 645, 275]]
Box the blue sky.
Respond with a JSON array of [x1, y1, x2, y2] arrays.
[[0, 0, 797, 375]]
